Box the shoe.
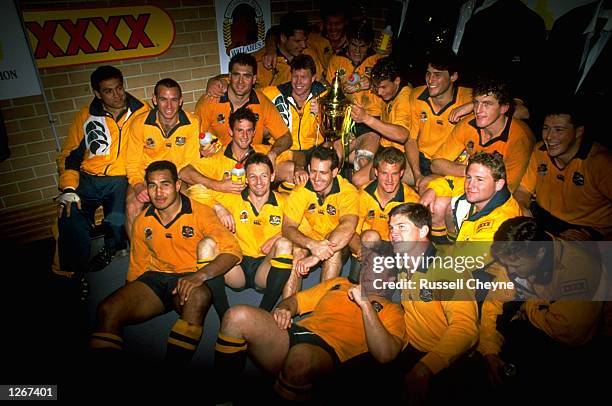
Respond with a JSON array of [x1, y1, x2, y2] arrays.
[[88, 247, 115, 273]]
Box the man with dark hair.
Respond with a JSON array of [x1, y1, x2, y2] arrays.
[[212, 230, 405, 403], [124, 78, 200, 238], [405, 48, 473, 187], [194, 53, 292, 157], [420, 78, 533, 243], [254, 13, 324, 87], [187, 152, 294, 318], [477, 216, 605, 397], [350, 57, 413, 187], [89, 160, 241, 368], [56, 65, 150, 279], [514, 101, 612, 240], [282, 146, 359, 295], [262, 54, 327, 186]]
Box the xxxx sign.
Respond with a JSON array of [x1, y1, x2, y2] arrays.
[[23, 6, 175, 68]]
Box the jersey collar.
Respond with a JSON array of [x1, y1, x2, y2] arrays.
[[455, 185, 511, 223], [306, 177, 341, 205], [417, 85, 459, 116], [468, 115, 513, 146], [364, 180, 405, 210], [144, 193, 193, 228]]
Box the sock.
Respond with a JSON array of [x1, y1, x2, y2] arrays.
[[205, 273, 230, 320], [259, 254, 293, 311], [90, 332, 123, 350], [214, 332, 248, 401], [278, 181, 295, 194], [431, 226, 450, 244], [274, 371, 313, 402], [166, 318, 203, 367]]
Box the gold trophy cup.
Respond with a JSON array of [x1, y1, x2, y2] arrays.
[[318, 70, 354, 180]]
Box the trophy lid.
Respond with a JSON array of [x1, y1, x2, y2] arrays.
[[320, 70, 350, 107]]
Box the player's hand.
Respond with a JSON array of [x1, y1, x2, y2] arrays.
[[199, 141, 218, 158], [172, 273, 205, 306], [309, 98, 319, 116], [133, 182, 150, 204], [294, 255, 320, 276], [484, 353, 506, 387], [261, 234, 281, 255], [401, 361, 433, 404], [216, 174, 246, 194], [350, 102, 368, 123], [449, 102, 473, 124], [263, 51, 278, 70], [308, 239, 335, 261], [55, 190, 81, 218], [293, 168, 309, 186], [348, 284, 368, 307], [206, 76, 228, 98], [214, 204, 236, 233], [416, 174, 439, 194], [272, 307, 293, 330], [419, 189, 437, 213]]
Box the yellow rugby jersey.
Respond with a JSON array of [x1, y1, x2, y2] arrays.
[[125, 109, 200, 186], [326, 52, 385, 117], [127, 194, 242, 281], [284, 176, 359, 240], [254, 47, 324, 88], [193, 89, 289, 146], [452, 187, 522, 242], [432, 116, 535, 192], [409, 86, 473, 159], [305, 31, 334, 73], [209, 189, 286, 258], [520, 139, 612, 237], [188, 143, 269, 182], [296, 277, 406, 363], [399, 244, 478, 374], [261, 81, 327, 151], [357, 180, 420, 239], [380, 85, 413, 151]]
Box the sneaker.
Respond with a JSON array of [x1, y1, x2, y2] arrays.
[[88, 247, 115, 273]]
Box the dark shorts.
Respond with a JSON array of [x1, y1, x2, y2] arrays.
[[136, 271, 194, 312], [289, 324, 340, 366], [239, 255, 266, 290], [419, 151, 432, 176], [353, 120, 378, 137]]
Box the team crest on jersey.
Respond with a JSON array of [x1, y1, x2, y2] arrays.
[[269, 215, 281, 225], [144, 227, 153, 241], [307, 203, 316, 213], [419, 288, 433, 302], [182, 226, 194, 238], [240, 210, 249, 223], [466, 141, 474, 154], [475, 219, 493, 233], [537, 163, 547, 175], [367, 209, 375, 220], [420, 111, 428, 122], [572, 172, 585, 186], [217, 113, 225, 123], [145, 137, 156, 149], [326, 204, 337, 215], [175, 136, 186, 146]]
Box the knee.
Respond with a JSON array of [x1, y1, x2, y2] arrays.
[[282, 347, 316, 385], [220, 304, 254, 331], [96, 296, 122, 326], [273, 237, 293, 254], [198, 237, 217, 259], [361, 230, 381, 244], [185, 285, 212, 311]]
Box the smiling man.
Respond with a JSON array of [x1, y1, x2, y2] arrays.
[[513, 102, 612, 240], [124, 78, 201, 238]]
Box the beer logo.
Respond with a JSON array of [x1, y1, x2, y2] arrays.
[[145, 137, 156, 149], [537, 163, 547, 175], [217, 113, 225, 123], [269, 215, 281, 225], [557, 174, 565, 181], [419, 111, 428, 122], [572, 171, 585, 186], [144, 227, 153, 241], [165, 233, 172, 238], [307, 203, 316, 213], [436, 119, 444, 125], [240, 210, 249, 223], [475, 219, 493, 233], [253, 219, 261, 225], [24, 6, 174, 68], [561, 279, 588, 295], [221, 0, 266, 57], [175, 136, 186, 146], [367, 209, 375, 220], [326, 204, 337, 215], [182, 226, 194, 238], [466, 141, 474, 154]]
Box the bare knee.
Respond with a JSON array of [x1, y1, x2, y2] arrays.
[[198, 237, 217, 260], [96, 295, 123, 329], [282, 346, 320, 386], [273, 237, 293, 254], [183, 285, 211, 314], [221, 304, 256, 334], [361, 230, 381, 244]]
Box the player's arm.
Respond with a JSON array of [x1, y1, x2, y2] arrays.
[[352, 103, 409, 145], [430, 159, 466, 177], [327, 214, 359, 252]]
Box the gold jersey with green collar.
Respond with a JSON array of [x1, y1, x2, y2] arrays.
[[128, 194, 242, 281], [357, 180, 420, 240], [188, 142, 269, 182], [284, 176, 359, 240], [380, 85, 413, 151], [209, 188, 287, 258], [125, 108, 200, 186], [452, 186, 522, 242]]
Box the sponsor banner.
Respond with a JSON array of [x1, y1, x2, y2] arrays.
[[0, 0, 42, 100], [23, 6, 174, 69], [215, 0, 271, 73]]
